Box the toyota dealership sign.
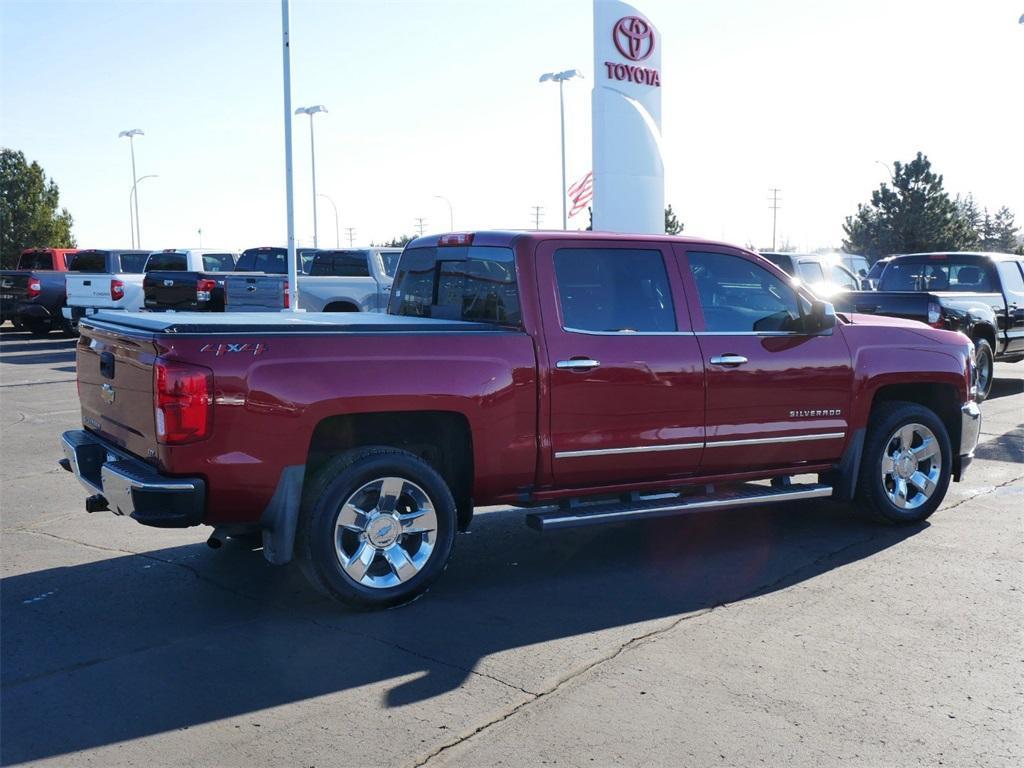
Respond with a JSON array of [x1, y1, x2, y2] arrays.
[[592, 0, 664, 234]]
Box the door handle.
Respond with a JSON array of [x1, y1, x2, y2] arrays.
[[556, 358, 601, 370], [709, 354, 748, 367]]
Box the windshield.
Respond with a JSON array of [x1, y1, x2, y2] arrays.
[[879, 258, 996, 292], [389, 245, 521, 325], [69, 251, 108, 272], [797, 261, 825, 284], [237, 248, 289, 274]]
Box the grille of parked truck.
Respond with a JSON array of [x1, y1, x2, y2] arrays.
[[60, 232, 981, 609]]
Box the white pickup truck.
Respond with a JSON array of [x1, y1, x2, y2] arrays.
[[62, 250, 151, 325], [64, 249, 236, 325]]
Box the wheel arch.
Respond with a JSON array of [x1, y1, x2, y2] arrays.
[[305, 410, 475, 531], [323, 300, 360, 312]]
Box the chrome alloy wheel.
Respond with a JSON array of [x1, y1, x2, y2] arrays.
[[333, 476, 438, 589], [880, 423, 942, 510]]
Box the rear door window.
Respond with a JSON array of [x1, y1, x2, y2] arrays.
[[688, 251, 803, 333], [145, 252, 188, 271], [797, 261, 825, 284], [553, 248, 676, 332], [389, 245, 521, 325]]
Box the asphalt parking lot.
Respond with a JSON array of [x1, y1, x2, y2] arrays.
[[1, 324, 1021, 768]]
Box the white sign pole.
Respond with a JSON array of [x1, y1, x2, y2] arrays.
[[592, 0, 664, 234], [281, 0, 299, 310]]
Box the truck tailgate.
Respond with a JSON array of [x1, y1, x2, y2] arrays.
[[66, 274, 117, 308], [224, 274, 286, 311], [1, 272, 29, 315], [832, 290, 931, 321], [77, 322, 160, 460], [144, 272, 208, 311]]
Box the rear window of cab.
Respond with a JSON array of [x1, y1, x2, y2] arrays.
[[389, 246, 521, 326]]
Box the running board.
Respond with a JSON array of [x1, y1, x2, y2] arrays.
[[525, 482, 833, 531]]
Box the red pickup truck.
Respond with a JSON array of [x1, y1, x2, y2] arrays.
[[61, 232, 982, 609]]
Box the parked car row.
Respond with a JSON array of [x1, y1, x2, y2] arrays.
[[1, 245, 403, 336], [758, 250, 1024, 401]]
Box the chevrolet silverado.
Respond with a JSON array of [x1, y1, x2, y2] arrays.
[[60, 231, 982, 609]]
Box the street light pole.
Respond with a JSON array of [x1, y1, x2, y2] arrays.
[[539, 69, 583, 230], [433, 195, 454, 230], [281, 0, 299, 310], [318, 193, 340, 248], [118, 129, 145, 247], [295, 105, 327, 248], [127, 175, 158, 248]]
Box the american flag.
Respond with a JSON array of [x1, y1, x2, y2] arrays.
[[567, 171, 593, 218]]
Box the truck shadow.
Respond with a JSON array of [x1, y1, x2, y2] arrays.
[[1, 502, 923, 764]]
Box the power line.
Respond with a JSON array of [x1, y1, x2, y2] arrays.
[[344, 227, 356, 247], [530, 205, 544, 230], [414, 217, 426, 236], [767, 188, 782, 251]]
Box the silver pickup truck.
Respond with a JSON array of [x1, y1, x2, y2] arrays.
[[226, 247, 401, 311]]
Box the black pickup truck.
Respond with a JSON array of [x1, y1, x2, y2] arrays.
[[0, 248, 79, 336], [142, 249, 240, 312], [834, 252, 1024, 400]]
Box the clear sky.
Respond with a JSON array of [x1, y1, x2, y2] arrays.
[[1, 0, 1022, 251]]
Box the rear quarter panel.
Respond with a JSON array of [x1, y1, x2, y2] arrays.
[[158, 330, 538, 524]]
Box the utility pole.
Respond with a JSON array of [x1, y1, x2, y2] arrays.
[[344, 227, 356, 247], [530, 205, 544, 230], [767, 187, 782, 250], [414, 218, 426, 237]]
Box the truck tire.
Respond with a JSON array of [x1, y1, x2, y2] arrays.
[[295, 446, 457, 609], [973, 337, 994, 402], [855, 401, 952, 525]]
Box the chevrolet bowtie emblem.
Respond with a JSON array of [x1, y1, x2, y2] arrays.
[[101, 383, 116, 405]]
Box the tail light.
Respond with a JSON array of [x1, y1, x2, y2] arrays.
[[196, 278, 216, 303], [283, 280, 290, 309], [154, 359, 213, 444], [27, 279, 42, 299], [927, 301, 943, 327], [111, 279, 125, 301]]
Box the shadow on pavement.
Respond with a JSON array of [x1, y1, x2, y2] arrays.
[[1, 502, 924, 765], [987, 376, 1024, 400]]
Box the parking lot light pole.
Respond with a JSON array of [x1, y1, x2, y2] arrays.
[[127, 175, 158, 249], [295, 105, 328, 248], [539, 69, 583, 230], [281, 0, 299, 310], [318, 193, 340, 248], [118, 129, 145, 247], [433, 195, 454, 231]]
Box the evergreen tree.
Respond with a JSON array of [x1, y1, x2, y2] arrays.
[[842, 152, 974, 258], [1, 148, 75, 267]]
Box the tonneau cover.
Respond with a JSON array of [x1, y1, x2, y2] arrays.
[[82, 310, 516, 335]]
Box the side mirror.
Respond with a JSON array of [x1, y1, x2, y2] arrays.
[[807, 300, 837, 334]]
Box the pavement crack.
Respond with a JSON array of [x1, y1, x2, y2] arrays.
[[941, 472, 1024, 513]]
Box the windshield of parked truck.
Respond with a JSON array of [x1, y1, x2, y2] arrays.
[[237, 248, 288, 274], [389, 245, 521, 325], [880, 257, 996, 292]]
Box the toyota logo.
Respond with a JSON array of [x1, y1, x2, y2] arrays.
[[613, 15, 655, 62]]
